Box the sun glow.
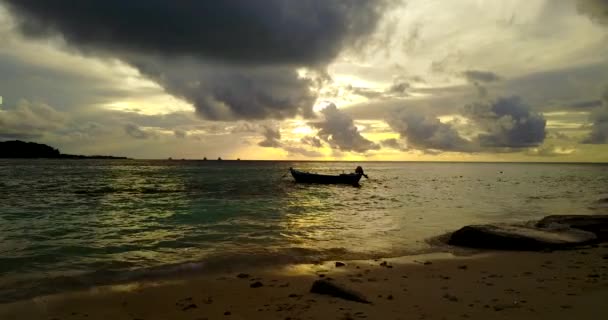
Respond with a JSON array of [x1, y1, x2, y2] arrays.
[[102, 95, 192, 115], [292, 124, 314, 136], [312, 101, 334, 113]]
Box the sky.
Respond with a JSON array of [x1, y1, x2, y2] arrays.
[[0, 0, 607, 161]]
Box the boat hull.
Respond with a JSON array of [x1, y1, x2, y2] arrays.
[[290, 168, 363, 185]]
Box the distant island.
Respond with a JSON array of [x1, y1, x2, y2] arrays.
[[0, 140, 128, 159]]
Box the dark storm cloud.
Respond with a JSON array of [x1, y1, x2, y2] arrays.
[[577, 0, 608, 26], [2, 0, 390, 66], [462, 70, 501, 83], [386, 111, 475, 152], [311, 104, 380, 153], [131, 57, 317, 120], [258, 126, 282, 148], [582, 88, 608, 144], [2, 0, 393, 121], [464, 96, 546, 148]]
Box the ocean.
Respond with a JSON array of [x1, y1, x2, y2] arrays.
[[0, 160, 606, 302]]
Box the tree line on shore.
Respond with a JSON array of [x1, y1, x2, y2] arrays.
[[0, 140, 127, 159]]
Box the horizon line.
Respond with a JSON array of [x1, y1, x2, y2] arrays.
[[77, 158, 608, 164]]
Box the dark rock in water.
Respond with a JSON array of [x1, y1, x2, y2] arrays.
[[236, 273, 250, 279], [310, 280, 370, 304], [448, 224, 596, 250], [250, 281, 263, 288], [335, 261, 346, 267], [536, 215, 608, 241]]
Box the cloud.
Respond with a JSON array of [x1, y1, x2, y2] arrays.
[[173, 130, 186, 139], [311, 104, 380, 153], [384, 95, 547, 153], [386, 111, 474, 152], [347, 77, 410, 101], [3, 0, 390, 66], [577, 0, 608, 26], [349, 86, 385, 99], [464, 96, 546, 148], [301, 136, 323, 148], [124, 123, 155, 140], [569, 99, 603, 109], [503, 62, 608, 111], [582, 106, 608, 143], [582, 88, 608, 144], [257, 125, 322, 157], [258, 126, 282, 148], [462, 70, 501, 83], [462, 70, 501, 98], [130, 57, 317, 120], [526, 144, 576, 157], [2, 0, 393, 121], [0, 52, 137, 113], [282, 145, 323, 158], [380, 138, 408, 151], [229, 122, 261, 134], [402, 22, 422, 54], [430, 51, 463, 74], [344, 62, 608, 121], [387, 80, 410, 95], [0, 100, 65, 139]]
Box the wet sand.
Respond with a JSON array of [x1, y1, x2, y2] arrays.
[[1, 245, 607, 320]]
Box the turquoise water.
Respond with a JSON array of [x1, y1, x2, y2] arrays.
[[0, 160, 607, 302]]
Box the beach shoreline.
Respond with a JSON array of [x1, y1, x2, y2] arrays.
[[1, 245, 606, 320]]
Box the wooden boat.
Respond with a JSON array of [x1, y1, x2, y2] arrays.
[[289, 167, 365, 185]]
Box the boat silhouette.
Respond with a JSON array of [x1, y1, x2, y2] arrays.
[[289, 166, 367, 186]]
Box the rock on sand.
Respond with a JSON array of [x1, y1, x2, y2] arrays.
[[448, 224, 596, 250]]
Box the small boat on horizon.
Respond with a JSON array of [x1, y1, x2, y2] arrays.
[[289, 166, 368, 186]]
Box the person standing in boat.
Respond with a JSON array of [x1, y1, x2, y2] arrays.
[[355, 166, 368, 179]]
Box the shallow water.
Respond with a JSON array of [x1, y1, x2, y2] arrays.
[[0, 160, 606, 301]]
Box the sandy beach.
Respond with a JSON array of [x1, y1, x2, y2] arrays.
[[1, 245, 606, 320]]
